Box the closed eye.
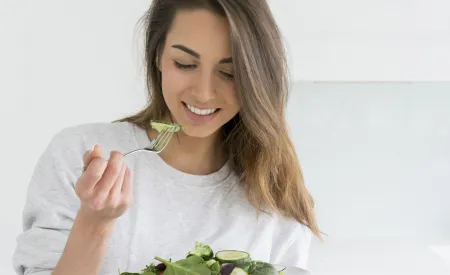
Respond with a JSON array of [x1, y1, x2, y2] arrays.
[[220, 71, 234, 80], [174, 60, 233, 80], [174, 61, 197, 70]]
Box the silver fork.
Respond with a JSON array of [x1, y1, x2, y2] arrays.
[[81, 129, 174, 171], [124, 128, 175, 156]]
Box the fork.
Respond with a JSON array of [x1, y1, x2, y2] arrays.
[[124, 128, 175, 156], [81, 129, 175, 171]]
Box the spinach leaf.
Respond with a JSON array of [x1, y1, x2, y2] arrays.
[[119, 263, 159, 275], [155, 255, 211, 275], [119, 271, 155, 275], [250, 261, 278, 275], [119, 272, 155, 275], [142, 262, 165, 274]]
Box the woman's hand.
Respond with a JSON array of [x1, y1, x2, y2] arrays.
[[75, 144, 133, 222]]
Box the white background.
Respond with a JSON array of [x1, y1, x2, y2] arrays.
[[268, 0, 450, 82], [1, 0, 449, 274]]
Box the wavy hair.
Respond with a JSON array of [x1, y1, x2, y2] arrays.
[[116, 0, 321, 238]]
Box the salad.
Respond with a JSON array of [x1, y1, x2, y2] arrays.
[[119, 242, 286, 275], [150, 120, 184, 133]]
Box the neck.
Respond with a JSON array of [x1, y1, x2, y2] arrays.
[[147, 128, 226, 175]]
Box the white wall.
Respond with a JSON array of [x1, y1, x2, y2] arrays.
[[1, 1, 449, 274], [286, 82, 450, 274], [268, 0, 450, 81], [288, 83, 450, 240]]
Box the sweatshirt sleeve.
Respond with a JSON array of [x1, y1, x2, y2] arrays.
[[13, 128, 86, 275], [270, 223, 313, 271]]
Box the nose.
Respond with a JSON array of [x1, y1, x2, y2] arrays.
[[193, 71, 216, 103]]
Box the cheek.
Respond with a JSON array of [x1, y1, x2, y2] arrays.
[[161, 65, 190, 100], [222, 84, 239, 109]]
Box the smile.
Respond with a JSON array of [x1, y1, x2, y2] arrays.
[[184, 103, 219, 116]]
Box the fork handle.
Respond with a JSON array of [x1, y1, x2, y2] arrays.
[[123, 149, 142, 156]]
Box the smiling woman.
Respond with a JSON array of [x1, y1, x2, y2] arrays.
[[161, 9, 239, 136], [13, 1, 320, 275], [117, 0, 319, 234], [129, 5, 240, 139]]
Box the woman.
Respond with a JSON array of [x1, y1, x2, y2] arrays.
[[13, 0, 320, 274]]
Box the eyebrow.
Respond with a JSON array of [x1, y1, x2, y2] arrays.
[[171, 44, 232, 64]]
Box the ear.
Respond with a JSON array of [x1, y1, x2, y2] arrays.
[[155, 45, 162, 71], [155, 54, 161, 71]]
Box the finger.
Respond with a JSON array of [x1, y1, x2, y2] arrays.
[[121, 167, 133, 205], [76, 158, 108, 199], [82, 150, 90, 166], [83, 144, 103, 171], [82, 150, 90, 172], [107, 163, 127, 207], [91, 144, 103, 158], [94, 151, 124, 199]]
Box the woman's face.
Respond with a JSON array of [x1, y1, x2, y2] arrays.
[[159, 9, 240, 138]]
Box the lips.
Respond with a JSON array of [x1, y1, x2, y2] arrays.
[[184, 102, 220, 116], [182, 102, 221, 124]]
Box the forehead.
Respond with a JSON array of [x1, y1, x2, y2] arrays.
[[165, 9, 232, 58]]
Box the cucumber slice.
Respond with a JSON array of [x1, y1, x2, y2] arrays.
[[150, 120, 181, 133], [215, 250, 250, 264], [230, 267, 248, 275]]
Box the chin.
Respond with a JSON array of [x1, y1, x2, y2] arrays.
[[181, 125, 220, 138]]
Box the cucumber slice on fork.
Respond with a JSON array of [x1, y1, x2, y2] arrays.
[[150, 120, 182, 133]]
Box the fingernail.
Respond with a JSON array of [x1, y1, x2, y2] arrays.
[[91, 144, 97, 152]]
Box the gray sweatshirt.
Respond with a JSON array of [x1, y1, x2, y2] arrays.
[[13, 122, 312, 275]]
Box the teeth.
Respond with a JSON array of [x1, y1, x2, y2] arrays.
[[186, 104, 217, 116]]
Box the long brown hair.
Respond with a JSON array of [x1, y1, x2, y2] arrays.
[[116, 0, 321, 239]]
